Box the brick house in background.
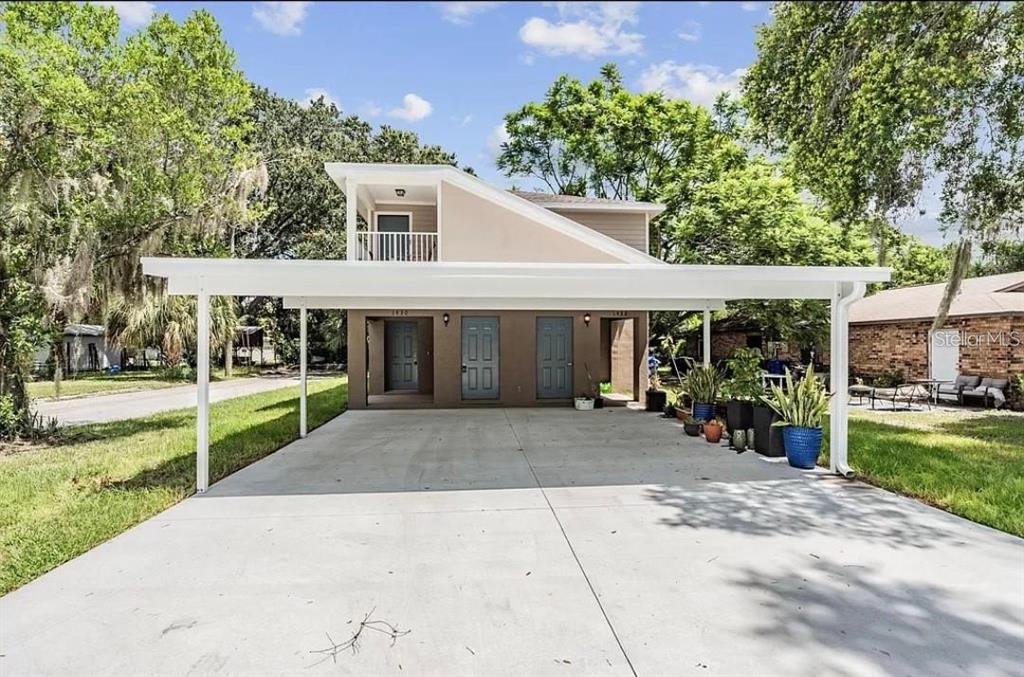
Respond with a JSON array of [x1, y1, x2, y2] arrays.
[[849, 271, 1024, 382]]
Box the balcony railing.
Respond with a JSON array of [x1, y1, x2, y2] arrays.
[[355, 231, 438, 262]]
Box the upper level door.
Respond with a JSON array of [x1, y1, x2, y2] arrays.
[[537, 317, 573, 398], [462, 316, 499, 399], [386, 321, 418, 391], [376, 213, 411, 261]]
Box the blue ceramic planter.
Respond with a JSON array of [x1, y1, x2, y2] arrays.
[[783, 426, 823, 469], [692, 403, 715, 422]]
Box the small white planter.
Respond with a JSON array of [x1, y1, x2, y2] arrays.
[[574, 397, 595, 411]]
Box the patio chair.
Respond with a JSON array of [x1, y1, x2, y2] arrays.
[[936, 375, 981, 405], [870, 384, 931, 410], [960, 377, 1009, 409]]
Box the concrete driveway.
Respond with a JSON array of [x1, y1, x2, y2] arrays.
[[32, 375, 303, 425], [2, 409, 1022, 676]]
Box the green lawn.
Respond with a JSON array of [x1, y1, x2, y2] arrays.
[[824, 408, 1024, 538], [26, 369, 250, 400], [0, 376, 347, 595]]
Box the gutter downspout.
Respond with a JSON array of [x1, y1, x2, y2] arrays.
[[830, 281, 866, 478]]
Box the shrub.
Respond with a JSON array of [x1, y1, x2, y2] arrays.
[[0, 394, 20, 441], [158, 363, 195, 382], [724, 348, 764, 401]]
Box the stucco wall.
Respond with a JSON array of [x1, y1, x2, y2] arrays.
[[439, 182, 622, 263], [552, 209, 647, 253], [347, 310, 649, 408], [373, 202, 437, 233]]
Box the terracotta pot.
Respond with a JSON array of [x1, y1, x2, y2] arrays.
[[703, 420, 724, 443]]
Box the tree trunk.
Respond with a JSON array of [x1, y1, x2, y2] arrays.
[[931, 239, 972, 333], [224, 337, 233, 377]]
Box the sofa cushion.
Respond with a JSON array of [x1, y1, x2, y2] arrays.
[[980, 377, 1009, 391], [955, 375, 981, 388]]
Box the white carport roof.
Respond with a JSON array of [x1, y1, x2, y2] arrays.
[[141, 258, 890, 311]]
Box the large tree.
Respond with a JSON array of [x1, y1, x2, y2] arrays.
[[497, 64, 745, 260], [743, 1, 1023, 328], [0, 2, 255, 432]]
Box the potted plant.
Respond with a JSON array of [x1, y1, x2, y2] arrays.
[[682, 416, 702, 437], [574, 394, 595, 410], [646, 353, 667, 412], [663, 390, 678, 418], [724, 348, 763, 439], [681, 357, 723, 422], [765, 366, 831, 469], [703, 417, 724, 443]]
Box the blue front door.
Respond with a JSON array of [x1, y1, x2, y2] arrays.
[[537, 317, 573, 398], [461, 316, 499, 399], [386, 321, 418, 391]]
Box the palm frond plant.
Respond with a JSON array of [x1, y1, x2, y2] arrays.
[[682, 357, 723, 421], [764, 366, 831, 469]]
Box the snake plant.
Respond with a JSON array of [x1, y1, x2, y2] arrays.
[[682, 358, 723, 404], [766, 366, 831, 429]]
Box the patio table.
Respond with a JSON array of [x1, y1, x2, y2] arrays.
[[909, 379, 953, 405]]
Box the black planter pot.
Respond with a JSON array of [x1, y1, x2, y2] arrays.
[[594, 396, 604, 409], [726, 400, 754, 433], [663, 404, 677, 418], [683, 422, 702, 436], [646, 389, 667, 412], [752, 404, 785, 457]]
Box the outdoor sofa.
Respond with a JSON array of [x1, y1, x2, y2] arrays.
[[937, 375, 1009, 408]]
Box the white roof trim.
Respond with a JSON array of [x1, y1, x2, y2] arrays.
[[324, 163, 659, 265], [142, 258, 891, 305], [543, 201, 665, 215]]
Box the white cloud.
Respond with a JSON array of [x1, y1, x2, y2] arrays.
[[452, 114, 474, 127], [740, 2, 761, 11], [302, 88, 341, 110], [519, 52, 537, 66], [359, 100, 384, 118], [639, 61, 746, 107], [388, 93, 433, 122], [519, 2, 644, 58], [93, 1, 155, 28], [252, 1, 310, 37], [486, 122, 510, 159], [678, 19, 701, 42], [438, 2, 504, 25]]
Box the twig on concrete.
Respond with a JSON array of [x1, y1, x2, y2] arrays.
[[308, 608, 411, 666]]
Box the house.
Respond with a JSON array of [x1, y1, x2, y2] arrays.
[[32, 324, 124, 373], [849, 272, 1024, 382], [142, 162, 889, 492]]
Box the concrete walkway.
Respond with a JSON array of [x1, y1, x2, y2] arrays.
[[2, 409, 1022, 676], [32, 375, 302, 425]]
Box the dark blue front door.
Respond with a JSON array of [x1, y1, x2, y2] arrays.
[[461, 316, 499, 399], [537, 317, 573, 398]]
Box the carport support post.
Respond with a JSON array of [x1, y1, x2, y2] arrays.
[[299, 305, 307, 438], [702, 307, 711, 367], [829, 281, 864, 477], [196, 289, 210, 494]]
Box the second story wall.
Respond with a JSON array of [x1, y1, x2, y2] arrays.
[[439, 182, 622, 263], [373, 202, 437, 233], [551, 209, 648, 253]]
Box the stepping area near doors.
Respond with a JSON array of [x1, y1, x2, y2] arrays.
[[3, 408, 1021, 677], [353, 310, 645, 409]]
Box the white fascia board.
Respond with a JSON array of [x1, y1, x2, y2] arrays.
[[324, 163, 448, 190], [544, 202, 666, 216], [143, 258, 891, 301], [283, 296, 727, 311]]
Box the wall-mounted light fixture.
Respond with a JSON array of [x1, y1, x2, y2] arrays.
[[443, 312, 450, 326], [583, 312, 592, 327], [395, 188, 406, 198]]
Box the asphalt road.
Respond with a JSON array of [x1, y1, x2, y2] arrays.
[[32, 376, 303, 425]]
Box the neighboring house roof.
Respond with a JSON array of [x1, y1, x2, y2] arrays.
[[509, 190, 666, 215], [850, 271, 1024, 324], [323, 163, 661, 265], [63, 324, 105, 337]]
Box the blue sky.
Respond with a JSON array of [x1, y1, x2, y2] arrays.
[[98, 1, 946, 244]]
